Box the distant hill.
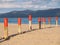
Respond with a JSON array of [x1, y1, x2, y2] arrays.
[[0, 8, 60, 18]]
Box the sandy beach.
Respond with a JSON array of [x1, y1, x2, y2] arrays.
[[0, 23, 60, 45]]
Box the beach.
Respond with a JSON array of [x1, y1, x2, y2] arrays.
[[0, 23, 60, 45]]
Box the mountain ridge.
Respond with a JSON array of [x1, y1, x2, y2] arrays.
[[0, 8, 60, 18]]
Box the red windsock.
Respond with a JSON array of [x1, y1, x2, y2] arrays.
[[56, 16, 58, 21], [4, 18, 8, 27], [18, 18, 21, 25], [38, 17, 41, 22], [28, 15, 32, 21], [48, 17, 51, 22]]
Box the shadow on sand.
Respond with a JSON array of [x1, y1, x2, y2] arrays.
[[0, 26, 55, 43], [0, 28, 38, 43]]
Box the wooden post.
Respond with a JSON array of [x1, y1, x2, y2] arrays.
[[42, 17, 46, 28], [18, 18, 21, 33], [4, 18, 8, 39], [28, 15, 32, 30], [48, 17, 51, 27], [56, 16, 58, 26], [38, 17, 41, 29]]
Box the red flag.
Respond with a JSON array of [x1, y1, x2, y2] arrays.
[[4, 18, 8, 27], [18, 18, 21, 25], [56, 16, 58, 21], [38, 17, 41, 22], [28, 15, 32, 21], [42, 17, 46, 22], [48, 17, 51, 22]]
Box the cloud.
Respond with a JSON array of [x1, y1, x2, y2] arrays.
[[34, 5, 39, 8], [0, 0, 15, 2], [0, 1, 33, 8], [0, 0, 16, 3], [0, 0, 60, 10], [52, 0, 60, 2], [18, 1, 32, 5]]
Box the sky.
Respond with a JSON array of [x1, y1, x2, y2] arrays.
[[0, 0, 60, 13]]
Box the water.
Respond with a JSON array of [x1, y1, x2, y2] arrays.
[[0, 17, 60, 24]]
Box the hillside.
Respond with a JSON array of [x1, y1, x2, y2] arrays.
[[0, 8, 60, 18]]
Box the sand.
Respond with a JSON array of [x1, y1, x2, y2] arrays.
[[0, 23, 60, 45]]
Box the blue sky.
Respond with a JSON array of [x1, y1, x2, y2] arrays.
[[0, 0, 60, 13]]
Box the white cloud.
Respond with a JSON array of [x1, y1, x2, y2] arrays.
[[18, 1, 32, 5], [52, 0, 60, 2], [0, 3, 19, 8], [22, 5, 33, 8], [33, 5, 39, 8], [0, 3, 33, 8], [0, 0, 33, 8], [47, 0, 60, 8], [1, 0, 15, 2], [40, 5, 47, 9], [0, 0, 60, 10]]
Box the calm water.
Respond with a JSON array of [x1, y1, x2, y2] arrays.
[[0, 17, 60, 24]]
